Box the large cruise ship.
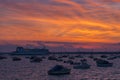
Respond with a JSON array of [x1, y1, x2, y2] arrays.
[[12, 47, 50, 55]]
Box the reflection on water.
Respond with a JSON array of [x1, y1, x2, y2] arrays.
[[0, 54, 120, 80]]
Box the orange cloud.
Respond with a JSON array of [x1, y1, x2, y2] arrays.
[[0, 0, 120, 44]]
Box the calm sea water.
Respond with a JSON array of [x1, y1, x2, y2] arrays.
[[0, 54, 120, 80]]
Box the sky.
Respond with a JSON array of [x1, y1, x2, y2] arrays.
[[0, 0, 120, 52]]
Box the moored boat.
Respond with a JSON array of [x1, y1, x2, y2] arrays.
[[12, 57, 21, 61], [96, 59, 113, 67], [48, 65, 71, 75], [73, 62, 91, 69], [30, 57, 42, 63]]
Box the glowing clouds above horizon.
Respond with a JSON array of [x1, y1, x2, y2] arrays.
[[0, 0, 120, 43]]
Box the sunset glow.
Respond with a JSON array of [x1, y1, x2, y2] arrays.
[[0, 0, 120, 52]]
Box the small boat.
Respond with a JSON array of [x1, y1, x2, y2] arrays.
[[80, 59, 87, 62], [107, 56, 117, 60], [89, 55, 94, 59], [30, 56, 36, 59], [56, 58, 63, 62], [72, 62, 81, 65], [48, 65, 71, 75], [41, 56, 46, 59], [75, 55, 83, 58], [12, 57, 21, 61], [25, 56, 31, 59], [0, 56, 7, 60], [93, 58, 99, 61], [73, 62, 91, 69], [69, 56, 75, 59], [62, 55, 68, 58], [101, 55, 108, 58], [48, 56, 57, 60], [64, 60, 74, 64], [96, 59, 113, 67], [30, 57, 42, 63]]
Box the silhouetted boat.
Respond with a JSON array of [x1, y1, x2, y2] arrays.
[[12, 57, 21, 61], [72, 62, 81, 65], [0, 56, 7, 60], [56, 58, 63, 62], [48, 65, 71, 75], [41, 56, 46, 59], [107, 56, 117, 60], [12, 47, 49, 55], [80, 59, 87, 62], [75, 55, 83, 58], [89, 55, 94, 59], [48, 56, 57, 60], [93, 58, 99, 61], [73, 61, 91, 69], [101, 55, 108, 58], [96, 59, 113, 67], [73, 64, 90, 69], [30, 57, 42, 63], [64, 60, 74, 64], [69, 56, 75, 59], [61, 55, 68, 58]]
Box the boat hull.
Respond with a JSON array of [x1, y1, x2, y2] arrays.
[[48, 69, 71, 75], [96, 63, 113, 67], [73, 65, 90, 69]]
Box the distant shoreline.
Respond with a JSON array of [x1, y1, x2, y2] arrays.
[[0, 52, 120, 55], [51, 52, 120, 54]]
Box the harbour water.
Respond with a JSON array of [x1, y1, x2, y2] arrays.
[[0, 54, 120, 80]]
